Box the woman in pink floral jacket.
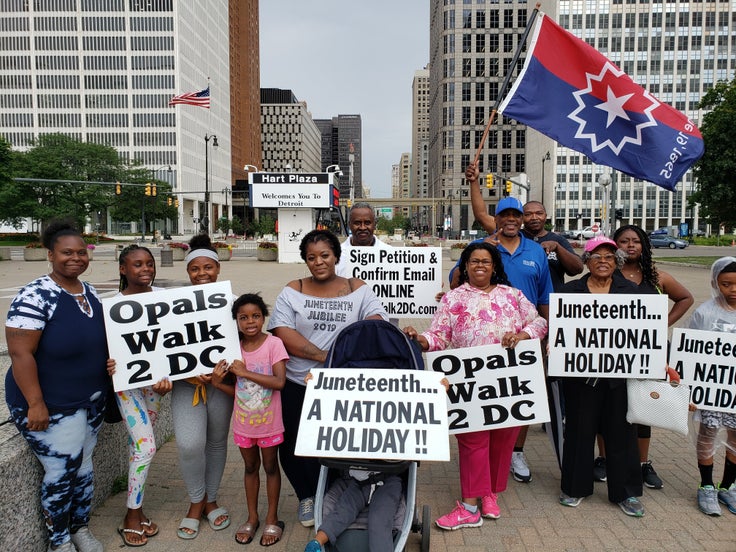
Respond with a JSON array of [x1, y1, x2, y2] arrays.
[[405, 242, 547, 530]]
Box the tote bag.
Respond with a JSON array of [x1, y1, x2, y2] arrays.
[[626, 378, 690, 436]]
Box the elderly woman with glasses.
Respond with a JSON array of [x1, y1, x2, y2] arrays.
[[404, 242, 547, 530], [557, 237, 647, 518]]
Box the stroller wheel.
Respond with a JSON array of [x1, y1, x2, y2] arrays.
[[421, 504, 430, 552]]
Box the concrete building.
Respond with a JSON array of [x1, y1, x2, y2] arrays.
[[314, 114, 363, 202], [397, 152, 412, 221], [0, 0, 262, 236], [259, 88, 321, 173], [412, 66, 431, 233], [429, 0, 525, 234]]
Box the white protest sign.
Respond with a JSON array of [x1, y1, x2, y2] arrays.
[[295, 368, 450, 461], [548, 293, 669, 379], [426, 340, 549, 434], [344, 246, 442, 318], [103, 281, 241, 391], [671, 328, 736, 413]]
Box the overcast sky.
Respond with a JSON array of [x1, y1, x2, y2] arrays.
[[259, 2, 429, 198]]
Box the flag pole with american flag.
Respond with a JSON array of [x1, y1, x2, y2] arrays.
[[169, 85, 211, 109]]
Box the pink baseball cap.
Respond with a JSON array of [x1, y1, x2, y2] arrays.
[[583, 237, 618, 253]]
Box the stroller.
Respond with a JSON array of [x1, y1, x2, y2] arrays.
[[314, 319, 431, 552]]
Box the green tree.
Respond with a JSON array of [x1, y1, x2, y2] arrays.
[[693, 79, 736, 231], [4, 134, 126, 230]]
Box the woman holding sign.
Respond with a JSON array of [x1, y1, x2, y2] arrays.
[[5, 221, 108, 552], [588, 225, 694, 489], [172, 234, 235, 539], [268, 229, 388, 528], [404, 242, 547, 530], [558, 237, 645, 517], [108, 244, 172, 546]]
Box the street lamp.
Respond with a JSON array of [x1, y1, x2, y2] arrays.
[[204, 133, 218, 234], [221, 187, 231, 236], [541, 151, 551, 212]]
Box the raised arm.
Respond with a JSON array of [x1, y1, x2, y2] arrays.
[[467, 163, 496, 234]]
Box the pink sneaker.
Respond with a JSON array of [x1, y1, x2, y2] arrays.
[[481, 493, 501, 519], [435, 501, 483, 531]]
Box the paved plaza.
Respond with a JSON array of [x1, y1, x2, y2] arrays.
[[1, 242, 736, 551]]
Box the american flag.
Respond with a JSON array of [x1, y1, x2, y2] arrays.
[[168, 86, 210, 108]]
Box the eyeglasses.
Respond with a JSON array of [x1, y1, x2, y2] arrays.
[[468, 259, 493, 266], [589, 253, 616, 262]]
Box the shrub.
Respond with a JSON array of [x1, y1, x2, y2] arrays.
[[25, 242, 44, 248], [258, 241, 278, 250], [168, 242, 189, 250], [451, 242, 469, 249]]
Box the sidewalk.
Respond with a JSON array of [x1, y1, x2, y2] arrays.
[[2, 247, 736, 550]]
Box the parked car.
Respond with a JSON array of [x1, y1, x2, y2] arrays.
[[559, 230, 578, 239], [569, 226, 599, 239], [692, 229, 706, 237], [649, 228, 669, 236], [649, 235, 688, 249]]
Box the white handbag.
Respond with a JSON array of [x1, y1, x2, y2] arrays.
[[626, 377, 690, 436]]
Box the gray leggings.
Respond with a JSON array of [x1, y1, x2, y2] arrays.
[[171, 380, 233, 503]]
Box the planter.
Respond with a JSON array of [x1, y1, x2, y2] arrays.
[[449, 248, 463, 261], [87, 250, 94, 261], [23, 248, 47, 261], [216, 247, 232, 261], [257, 248, 278, 262], [171, 247, 186, 261]]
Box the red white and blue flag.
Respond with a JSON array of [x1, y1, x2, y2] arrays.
[[499, 13, 704, 191], [169, 86, 210, 108]]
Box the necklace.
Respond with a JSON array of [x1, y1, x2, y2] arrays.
[[49, 273, 91, 315]]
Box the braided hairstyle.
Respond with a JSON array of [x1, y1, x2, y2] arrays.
[[118, 244, 156, 291], [613, 224, 659, 289]]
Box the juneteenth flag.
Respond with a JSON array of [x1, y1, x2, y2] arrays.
[[499, 13, 704, 191], [168, 86, 210, 108]]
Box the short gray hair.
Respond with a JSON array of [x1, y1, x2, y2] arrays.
[[350, 201, 373, 212], [581, 248, 627, 269]]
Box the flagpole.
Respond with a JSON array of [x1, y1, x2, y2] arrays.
[[474, 2, 543, 165]]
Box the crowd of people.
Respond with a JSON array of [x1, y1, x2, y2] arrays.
[[3, 189, 732, 550]]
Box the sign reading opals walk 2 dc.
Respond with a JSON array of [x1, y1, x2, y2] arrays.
[[249, 172, 334, 208], [345, 246, 443, 318]]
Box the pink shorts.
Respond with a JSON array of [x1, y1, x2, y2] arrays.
[[234, 432, 284, 449]]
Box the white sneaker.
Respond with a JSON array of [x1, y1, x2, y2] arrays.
[[70, 527, 102, 552], [510, 451, 532, 482]]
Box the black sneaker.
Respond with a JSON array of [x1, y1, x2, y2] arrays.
[[593, 456, 607, 482], [642, 461, 663, 489]]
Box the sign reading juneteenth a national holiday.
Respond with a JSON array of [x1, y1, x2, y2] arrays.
[[295, 368, 450, 461], [671, 327, 736, 413], [102, 281, 241, 391], [426, 340, 550, 434], [548, 293, 669, 379], [344, 246, 443, 318]]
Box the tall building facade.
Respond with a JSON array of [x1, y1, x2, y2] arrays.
[[0, 0, 266, 236], [229, 0, 262, 225], [260, 88, 321, 173], [429, 0, 526, 233], [412, 67, 431, 231], [314, 114, 363, 202]]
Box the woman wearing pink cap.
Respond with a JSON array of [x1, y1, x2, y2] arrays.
[[557, 237, 647, 518]]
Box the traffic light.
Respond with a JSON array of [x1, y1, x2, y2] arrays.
[[167, 197, 172, 206], [347, 199, 352, 208], [615, 208, 623, 220], [505, 180, 512, 195], [115, 182, 121, 195], [174, 198, 179, 208], [144, 183, 151, 196], [485, 174, 494, 188], [151, 184, 157, 197]]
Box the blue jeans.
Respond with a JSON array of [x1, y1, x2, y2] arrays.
[[10, 401, 104, 547]]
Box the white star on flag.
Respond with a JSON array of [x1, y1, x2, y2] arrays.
[[595, 87, 634, 128]]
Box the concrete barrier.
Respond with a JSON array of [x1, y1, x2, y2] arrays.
[[0, 396, 173, 551]]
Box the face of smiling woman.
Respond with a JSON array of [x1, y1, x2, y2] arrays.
[[305, 240, 337, 281], [586, 246, 617, 279], [186, 256, 220, 285], [465, 249, 494, 289], [49, 235, 89, 281]]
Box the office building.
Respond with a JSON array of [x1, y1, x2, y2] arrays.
[[315, 114, 363, 202], [0, 0, 263, 235], [412, 66, 431, 232]]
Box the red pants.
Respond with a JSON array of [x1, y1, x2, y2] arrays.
[[457, 426, 521, 498]]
